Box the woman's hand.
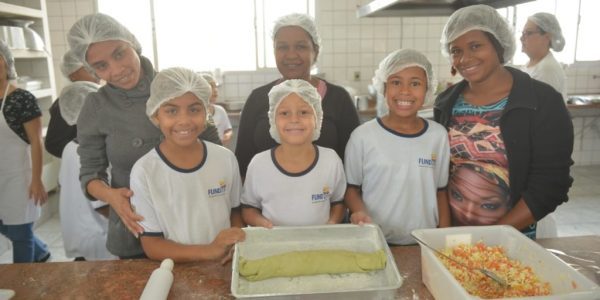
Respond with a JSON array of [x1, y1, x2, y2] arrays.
[[29, 179, 48, 205], [350, 211, 372, 225], [210, 228, 246, 264], [105, 187, 144, 237]]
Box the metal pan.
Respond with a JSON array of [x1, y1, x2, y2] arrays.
[[231, 224, 403, 299]]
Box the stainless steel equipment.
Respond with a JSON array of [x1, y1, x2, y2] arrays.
[[357, 0, 534, 18], [231, 224, 403, 299], [0, 19, 45, 51]]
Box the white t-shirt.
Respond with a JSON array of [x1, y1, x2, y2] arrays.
[[212, 104, 232, 140], [241, 145, 346, 226], [523, 52, 567, 102], [59, 141, 116, 260], [345, 118, 450, 245], [130, 141, 241, 245]]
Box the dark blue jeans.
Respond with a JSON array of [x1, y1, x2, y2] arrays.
[[0, 221, 49, 263]]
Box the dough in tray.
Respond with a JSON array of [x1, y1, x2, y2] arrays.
[[238, 249, 387, 281]]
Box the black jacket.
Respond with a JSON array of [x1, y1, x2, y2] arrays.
[[434, 67, 574, 221], [45, 99, 77, 158]]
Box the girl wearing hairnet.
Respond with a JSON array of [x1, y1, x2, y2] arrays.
[[241, 79, 346, 227], [45, 50, 99, 158], [67, 13, 222, 259], [521, 12, 567, 101], [434, 5, 573, 238], [235, 13, 359, 179], [130, 68, 244, 262], [344, 49, 451, 245], [57, 81, 116, 261], [0, 39, 51, 263]]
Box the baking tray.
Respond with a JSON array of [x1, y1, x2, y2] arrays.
[[231, 224, 402, 299], [412, 225, 600, 300]]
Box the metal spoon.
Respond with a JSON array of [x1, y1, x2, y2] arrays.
[[411, 233, 509, 288]]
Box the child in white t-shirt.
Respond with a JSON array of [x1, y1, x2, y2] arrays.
[[200, 74, 233, 146], [241, 79, 346, 227], [344, 49, 451, 245], [130, 67, 244, 263]]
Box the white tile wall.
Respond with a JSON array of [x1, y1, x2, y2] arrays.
[[316, 0, 600, 97], [571, 112, 600, 166], [46, 0, 96, 92]]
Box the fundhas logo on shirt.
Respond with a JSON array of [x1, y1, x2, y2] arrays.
[[208, 179, 227, 198], [311, 185, 330, 203], [418, 153, 437, 168]]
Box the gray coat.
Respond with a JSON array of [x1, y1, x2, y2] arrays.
[[77, 56, 221, 257]]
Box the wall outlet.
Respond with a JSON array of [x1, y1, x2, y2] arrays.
[[353, 71, 361, 81]]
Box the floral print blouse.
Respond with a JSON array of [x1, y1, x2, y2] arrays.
[[1, 88, 41, 144]]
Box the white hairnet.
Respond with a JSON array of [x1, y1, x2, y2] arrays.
[[0, 39, 17, 80], [372, 49, 437, 106], [441, 4, 515, 64], [60, 50, 85, 78], [59, 81, 100, 126], [272, 13, 321, 59], [67, 13, 141, 67], [528, 12, 565, 52], [268, 79, 323, 143], [146, 67, 212, 123]]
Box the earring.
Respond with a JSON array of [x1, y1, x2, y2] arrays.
[[451, 66, 457, 76]]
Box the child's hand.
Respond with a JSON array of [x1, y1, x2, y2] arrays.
[[259, 218, 273, 229], [29, 179, 48, 205], [350, 211, 372, 225], [211, 227, 245, 262]]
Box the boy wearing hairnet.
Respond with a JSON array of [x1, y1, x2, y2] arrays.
[[241, 79, 346, 227], [45, 50, 99, 158], [129, 67, 244, 263], [57, 81, 116, 261], [344, 49, 451, 245], [521, 12, 567, 101]]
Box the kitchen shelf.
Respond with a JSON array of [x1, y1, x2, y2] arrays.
[[11, 49, 48, 59], [0, 2, 43, 19], [1, 0, 57, 193]]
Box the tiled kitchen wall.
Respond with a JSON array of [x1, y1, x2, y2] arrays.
[[314, 0, 600, 97], [572, 115, 600, 166], [315, 0, 452, 97], [46, 0, 95, 92]]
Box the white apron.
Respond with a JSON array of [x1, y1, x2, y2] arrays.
[[0, 85, 40, 225], [59, 141, 116, 260]]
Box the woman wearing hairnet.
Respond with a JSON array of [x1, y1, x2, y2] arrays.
[[130, 68, 244, 262], [0, 40, 51, 263], [57, 81, 116, 261], [344, 49, 451, 245], [235, 13, 360, 179], [67, 13, 221, 258], [241, 79, 346, 227], [434, 5, 574, 238], [521, 12, 567, 101], [45, 50, 99, 158]]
